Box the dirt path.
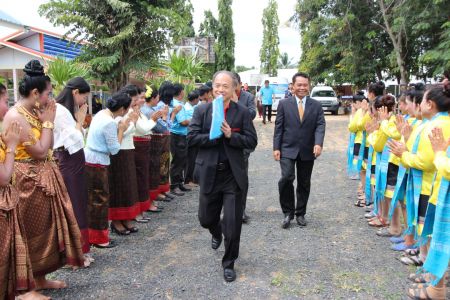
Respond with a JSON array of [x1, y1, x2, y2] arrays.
[[47, 115, 414, 299]]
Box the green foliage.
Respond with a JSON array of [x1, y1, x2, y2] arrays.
[[39, 0, 192, 91], [216, 0, 235, 71], [292, 0, 450, 85], [163, 53, 204, 94], [46, 58, 91, 95], [173, 1, 196, 42], [235, 65, 254, 73], [260, 0, 280, 76], [199, 10, 219, 39], [278, 52, 296, 69]]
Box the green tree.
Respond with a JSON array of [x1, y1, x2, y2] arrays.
[[235, 65, 254, 73], [199, 10, 219, 39], [260, 0, 280, 76], [40, 0, 191, 91], [216, 0, 235, 71], [174, 1, 196, 41]]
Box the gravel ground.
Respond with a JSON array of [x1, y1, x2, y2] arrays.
[[47, 115, 423, 300]]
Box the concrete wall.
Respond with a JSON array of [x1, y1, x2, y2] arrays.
[[0, 20, 22, 39], [0, 47, 46, 69]]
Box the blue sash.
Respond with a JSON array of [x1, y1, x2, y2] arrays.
[[375, 142, 391, 203], [423, 147, 450, 286], [389, 165, 408, 220], [372, 151, 383, 214], [406, 112, 449, 235], [365, 146, 374, 205], [346, 133, 357, 177]]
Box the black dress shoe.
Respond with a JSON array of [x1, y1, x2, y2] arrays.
[[224, 268, 236, 282], [211, 235, 222, 250], [170, 188, 185, 196], [242, 211, 250, 224], [179, 185, 192, 192], [282, 215, 292, 229], [296, 215, 307, 227]]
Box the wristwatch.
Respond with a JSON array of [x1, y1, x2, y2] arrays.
[[42, 121, 55, 130], [5, 148, 16, 155]]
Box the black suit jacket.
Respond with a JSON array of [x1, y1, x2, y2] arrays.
[[187, 101, 258, 194], [273, 96, 326, 161], [238, 90, 257, 120]]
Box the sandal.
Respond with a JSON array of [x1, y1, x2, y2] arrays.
[[405, 248, 420, 256], [391, 242, 417, 252], [369, 216, 389, 227], [399, 255, 423, 266], [407, 287, 432, 300], [354, 199, 366, 207], [390, 236, 405, 244], [376, 227, 401, 237], [134, 218, 149, 223], [408, 273, 430, 284]]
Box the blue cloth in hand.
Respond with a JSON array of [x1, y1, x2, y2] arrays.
[[209, 95, 224, 140]]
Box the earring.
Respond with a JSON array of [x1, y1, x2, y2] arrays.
[[34, 98, 40, 109]]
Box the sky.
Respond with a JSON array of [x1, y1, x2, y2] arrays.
[[0, 0, 301, 68]]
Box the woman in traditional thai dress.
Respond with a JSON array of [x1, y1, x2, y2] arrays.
[[53, 77, 92, 265], [84, 92, 131, 247], [3, 60, 84, 290]]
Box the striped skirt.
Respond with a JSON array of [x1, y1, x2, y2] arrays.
[[158, 133, 171, 194], [134, 137, 151, 212]]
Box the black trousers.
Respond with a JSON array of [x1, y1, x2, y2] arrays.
[[170, 133, 187, 189], [198, 168, 243, 269], [278, 156, 314, 218], [262, 105, 272, 122], [185, 146, 199, 184], [242, 150, 251, 212]]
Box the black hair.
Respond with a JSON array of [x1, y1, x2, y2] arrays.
[[425, 86, 450, 112], [159, 81, 175, 105], [205, 81, 213, 88], [106, 92, 131, 112], [121, 84, 140, 98], [443, 70, 449, 80], [56, 77, 90, 118], [233, 72, 241, 84], [381, 95, 396, 112], [373, 96, 384, 110], [292, 72, 310, 84], [18, 60, 51, 97], [198, 85, 210, 96], [188, 90, 200, 102], [0, 83, 6, 97], [173, 83, 184, 97], [145, 86, 159, 103], [368, 81, 385, 97]]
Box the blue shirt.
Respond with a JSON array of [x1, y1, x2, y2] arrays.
[[170, 99, 189, 135], [149, 106, 169, 133], [140, 104, 152, 119], [260, 86, 274, 105], [85, 111, 121, 166], [184, 102, 197, 120]]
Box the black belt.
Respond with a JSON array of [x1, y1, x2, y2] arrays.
[[217, 161, 230, 171], [53, 147, 66, 152]]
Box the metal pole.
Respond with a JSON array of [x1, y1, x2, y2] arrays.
[[12, 68, 18, 103]]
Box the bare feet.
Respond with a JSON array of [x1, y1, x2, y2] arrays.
[[17, 291, 51, 300], [35, 277, 67, 290]]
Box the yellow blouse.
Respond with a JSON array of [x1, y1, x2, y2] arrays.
[[401, 115, 450, 195], [348, 109, 365, 144], [429, 150, 450, 205], [371, 115, 401, 165], [15, 127, 41, 160]]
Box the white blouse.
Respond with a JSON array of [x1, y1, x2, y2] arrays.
[[53, 103, 85, 154], [115, 109, 136, 150], [134, 113, 156, 137]]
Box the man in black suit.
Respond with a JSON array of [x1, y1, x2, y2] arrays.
[[273, 72, 326, 229], [188, 71, 258, 282], [233, 72, 256, 223]]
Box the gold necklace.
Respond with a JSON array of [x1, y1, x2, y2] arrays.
[[16, 105, 42, 130]]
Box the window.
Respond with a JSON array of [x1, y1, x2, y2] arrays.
[[312, 90, 336, 97]]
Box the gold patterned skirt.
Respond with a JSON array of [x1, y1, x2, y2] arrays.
[[14, 160, 84, 277], [0, 185, 34, 300]]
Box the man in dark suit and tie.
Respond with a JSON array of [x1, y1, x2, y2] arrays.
[[273, 72, 326, 229], [233, 72, 256, 223], [188, 71, 258, 282]]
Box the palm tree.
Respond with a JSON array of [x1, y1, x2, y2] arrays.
[[163, 53, 204, 94], [46, 58, 91, 95], [278, 52, 297, 69]]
